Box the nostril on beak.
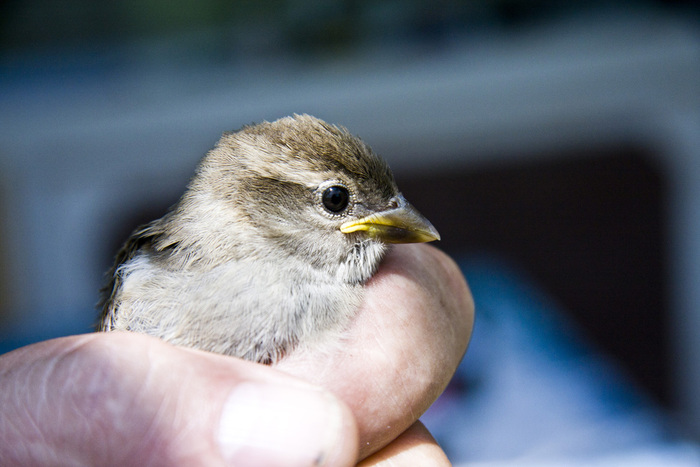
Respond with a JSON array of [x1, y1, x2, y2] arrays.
[[387, 196, 402, 210]]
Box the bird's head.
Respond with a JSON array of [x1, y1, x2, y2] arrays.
[[166, 114, 439, 283]]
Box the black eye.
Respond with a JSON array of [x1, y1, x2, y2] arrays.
[[322, 185, 350, 213]]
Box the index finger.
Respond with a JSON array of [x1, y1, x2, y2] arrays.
[[275, 244, 474, 459]]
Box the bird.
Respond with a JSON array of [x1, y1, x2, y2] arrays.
[[98, 114, 439, 364]]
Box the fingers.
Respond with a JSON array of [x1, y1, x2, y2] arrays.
[[0, 332, 358, 467], [358, 421, 451, 467], [277, 243, 474, 459]]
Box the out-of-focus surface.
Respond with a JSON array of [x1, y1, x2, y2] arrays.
[[424, 256, 700, 466], [1, 0, 699, 458]]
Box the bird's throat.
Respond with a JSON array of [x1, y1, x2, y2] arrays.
[[337, 239, 387, 284]]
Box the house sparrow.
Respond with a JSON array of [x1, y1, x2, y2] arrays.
[[98, 114, 439, 363]]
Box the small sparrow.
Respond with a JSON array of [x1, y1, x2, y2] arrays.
[[98, 115, 439, 363]]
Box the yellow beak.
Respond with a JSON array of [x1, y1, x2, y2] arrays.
[[340, 195, 440, 244]]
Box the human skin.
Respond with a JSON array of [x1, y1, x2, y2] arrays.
[[0, 244, 473, 466], [277, 243, 474, 461]]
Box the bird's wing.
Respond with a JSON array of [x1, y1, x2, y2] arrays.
[[97, 220, 169, 331]]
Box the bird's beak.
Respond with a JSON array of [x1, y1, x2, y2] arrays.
[[340, 195, 440, 243]]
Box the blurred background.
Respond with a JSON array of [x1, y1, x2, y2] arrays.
[[1, 0, 699, 464]]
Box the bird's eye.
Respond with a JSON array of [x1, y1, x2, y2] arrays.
[[322, 185, 350, 213]]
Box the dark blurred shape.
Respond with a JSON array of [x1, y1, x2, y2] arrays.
[[398, 149, 669, 405]]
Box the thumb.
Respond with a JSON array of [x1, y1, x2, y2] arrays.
[[0, 332, 358, 467]]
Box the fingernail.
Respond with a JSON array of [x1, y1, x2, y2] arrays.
[[218, 382, 345, 467]]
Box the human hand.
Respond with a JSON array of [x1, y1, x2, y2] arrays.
[[277, 243, 474, 462], [0, 244, 473, 465]]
